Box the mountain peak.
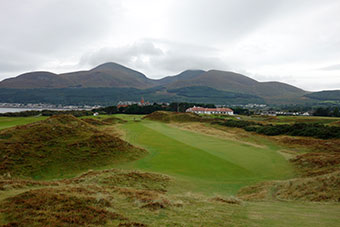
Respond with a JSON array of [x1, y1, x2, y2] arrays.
[[17, 71, 57, 79], [90, 62, 148, 80], [180, 69, 206, 74], [90, 62, 129, 71]]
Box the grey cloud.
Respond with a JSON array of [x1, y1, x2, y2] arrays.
[[80, 40, 227, 77], [0, 46, 49, 80], [80, 41, 164, 67], [165, 0, 324, 45], [0, 0, 340, 90], [149, 50, 227, 76], [0, 0, 117, 54], [0, 0, 119, 80], [319, 64, 340, 71]]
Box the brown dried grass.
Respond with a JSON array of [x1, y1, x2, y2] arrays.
[[210, 196, 242, 205], [0, 187, 126, 226], [238, 171, 340, 202], [273, 135, 340, 153]]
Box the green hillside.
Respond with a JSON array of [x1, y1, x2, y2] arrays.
[[305, 90, 340, 102], [0, 86, 265, 105]]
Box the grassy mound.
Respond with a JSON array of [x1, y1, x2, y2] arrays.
[[65, 169, 171, 192], [238, 171, 340, 202], [291, 152, 340, 177], [143, 111, 206, 123], [274, 136, 340, 153], [0, 115, 146, 179], [102, 117, 127, 124], [82, 116, 126, 126], [82, 118, 109, 126], [238, 148, 340, 202]]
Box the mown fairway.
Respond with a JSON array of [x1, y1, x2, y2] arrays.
[[0, 116, 47, 130], [118, 117, 295, 195]]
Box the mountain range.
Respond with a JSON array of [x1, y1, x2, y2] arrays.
[[0, 62, 338, 105]]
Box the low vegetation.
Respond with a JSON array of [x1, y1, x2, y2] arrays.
[[246, 123, 340, 139], [215, 118, 340, 139], [0, 169, 247, 226], [1, 187, 125, 226]]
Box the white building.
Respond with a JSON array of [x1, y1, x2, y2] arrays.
[[186, 106, 234, 115]]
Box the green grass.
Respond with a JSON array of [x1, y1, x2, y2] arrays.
[[1, 114, 340, 226], [243, 201, 340, 227], [117, 119, 295, 195], [0, 116, 47, 130]]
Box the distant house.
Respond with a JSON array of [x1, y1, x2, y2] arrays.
[[186, 106, 234, 115], [93, 112, 99, 116]]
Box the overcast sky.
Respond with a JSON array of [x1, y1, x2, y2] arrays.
[[0, 0, 339, 91]]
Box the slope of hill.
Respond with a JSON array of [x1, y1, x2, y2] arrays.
[[156, 70, 206, 85], [0, 86, 265, 105], [0, 115, 146, 179], [167, 86, 265, 104], [0, 72, 71, 89], [305, 90, 340, 101]]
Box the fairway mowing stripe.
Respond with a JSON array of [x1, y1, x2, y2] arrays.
[[123, 122, 255, 178]]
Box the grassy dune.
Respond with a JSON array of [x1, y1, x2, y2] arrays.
[[0, 115, 146, 179], [118, 119, 295, 195]]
